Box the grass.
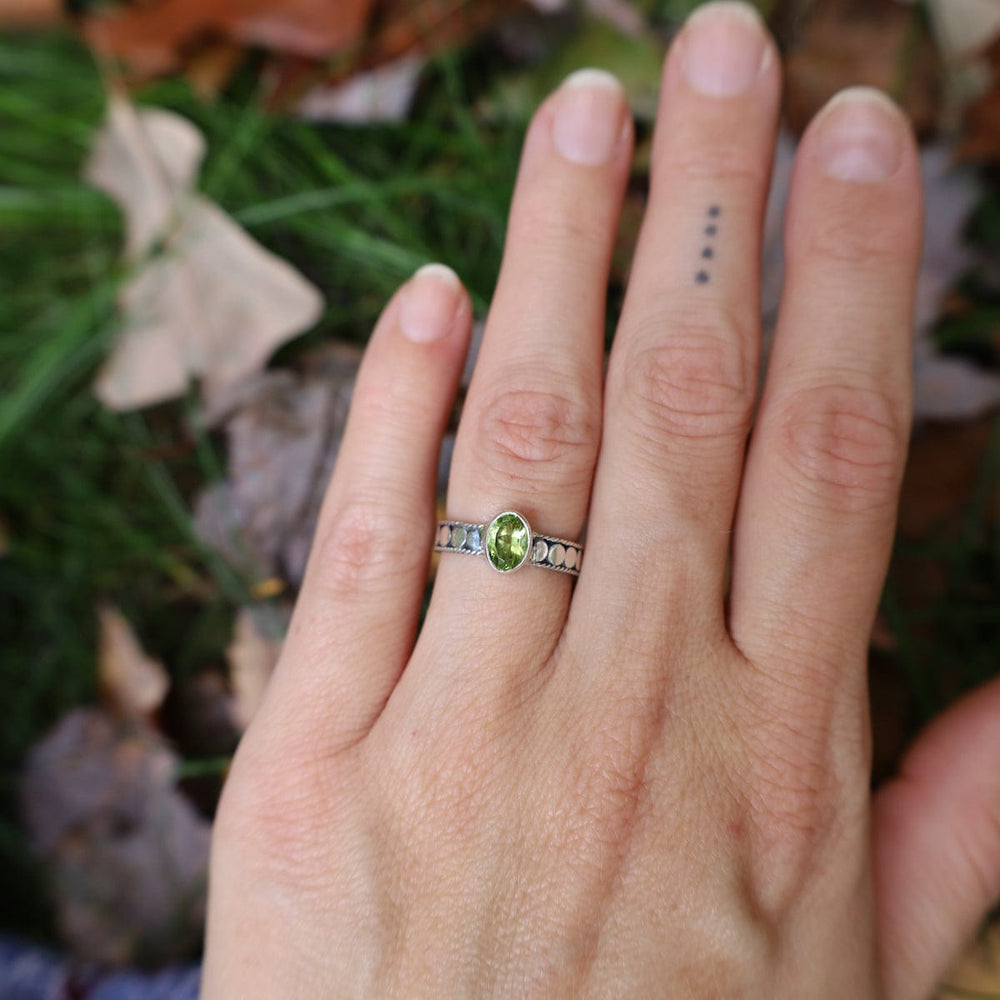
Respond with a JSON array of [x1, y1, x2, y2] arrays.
[[0, 29, 521, 946], [0, 9, 999, 963]]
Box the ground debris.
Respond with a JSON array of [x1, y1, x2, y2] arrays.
[[194, 343, 360, 586], [227, 605, 284, 731], [98, 605, 170, 723], [85, 97, 323, 411], [20, 709, 210, 968]]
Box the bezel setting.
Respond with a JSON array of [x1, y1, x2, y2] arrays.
[[484, 510, 532, 573]]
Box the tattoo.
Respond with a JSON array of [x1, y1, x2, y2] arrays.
[[696, 206, 720, 284]]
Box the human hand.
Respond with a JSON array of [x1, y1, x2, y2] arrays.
[[201, 3, 1000, 996]]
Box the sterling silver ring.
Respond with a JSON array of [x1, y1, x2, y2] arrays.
[[434, 510, 582, 577]]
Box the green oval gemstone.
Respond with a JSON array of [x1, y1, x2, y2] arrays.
[[485, 512, 529, 572]]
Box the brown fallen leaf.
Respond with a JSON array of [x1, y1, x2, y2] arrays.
[[0, 0, 63, 28], [85, 96, 323, 410], [959, 36, 1000, 163], [98, 604, 170, 722], [781, 0, 942, 137], [227, 605, 284, 730], [265, 0, 523, 114], [20, 708, 211, 967], [363, 0, 521, 69], [182, 38, 247, 99], [898, 416, 998, 539], [83, 0, 375, 77], [939, 918, 1000, 998]]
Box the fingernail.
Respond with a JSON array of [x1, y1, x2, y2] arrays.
[[400, 264, 461, 343], [681, 1, 769, 97], [552, 68, 627, 166], [814, 87, 905, 183]]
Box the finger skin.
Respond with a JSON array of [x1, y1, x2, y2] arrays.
[[573, 2, 780, 664], [257, 266, 471, 754], [729, 89, 922, 696], [425, 69, 632, 668], [874, 676, 1000, 1000]]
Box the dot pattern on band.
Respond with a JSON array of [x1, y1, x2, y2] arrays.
[[434, 519, 581, 576], [434, 520, 483, 556]]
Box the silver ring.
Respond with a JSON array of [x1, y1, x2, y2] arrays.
[[434, 510, 582, 577]]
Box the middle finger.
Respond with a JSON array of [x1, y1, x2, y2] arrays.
[[578, 2, 781, 653]]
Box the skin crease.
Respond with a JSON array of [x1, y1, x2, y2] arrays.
[[201, 4, 1000, 998]]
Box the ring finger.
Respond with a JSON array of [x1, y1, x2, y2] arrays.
[[423, 69, 633, 672]]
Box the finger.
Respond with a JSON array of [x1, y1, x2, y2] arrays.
[[576, 1, 780, 653], [874, 677, 1000, 1000], [426, 70, 632, 659], [729, 90, 921, 701], [260, 265, 471, 752]]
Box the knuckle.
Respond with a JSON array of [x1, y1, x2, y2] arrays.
[[472, 385, 597, 487], [618, 307, 754, 443], [657, 144, 768, 189], [512, 203, 602, 260], [775, 384, 907, 515], [313, 499, 424, 597], [804, 213, 900, 269]]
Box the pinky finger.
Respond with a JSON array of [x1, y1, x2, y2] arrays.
[[260, 264, 471, 753]]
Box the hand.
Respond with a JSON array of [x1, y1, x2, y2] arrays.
[[202, 3, 1000, 996]]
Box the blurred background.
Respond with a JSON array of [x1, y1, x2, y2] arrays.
[[0, 0, 998, 995]]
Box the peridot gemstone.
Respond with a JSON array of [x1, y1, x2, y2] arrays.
[[485, 512, 529, 572]]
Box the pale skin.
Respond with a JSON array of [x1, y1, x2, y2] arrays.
[[201, 3, 1000, 997]]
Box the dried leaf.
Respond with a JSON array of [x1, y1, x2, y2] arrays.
[[194, 344, 362, 585], [362, 0, 521, 70], [898, 416, 998, 538], [0, 0, 63, 28], [925, 0, 1000, 63], [265, 0, 522, 113], [20, 708, 211, 966], [85, 98, 203, 261], [85, 97, 323, 410], [782, 0, 942, 137], [227, 606, 283, 730], [98, 604, 170, 721], [297, 54, 426, 123], [183, 39, 246, 99], [83, 0, 375, 76], [958, 36, 1000, 163], [939, 918, 1000, 997]]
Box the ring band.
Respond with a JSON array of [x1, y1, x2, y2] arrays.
[[434, 510, 582, 577]]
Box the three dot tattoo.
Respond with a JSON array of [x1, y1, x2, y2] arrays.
[[695, 205, 720, 285]]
